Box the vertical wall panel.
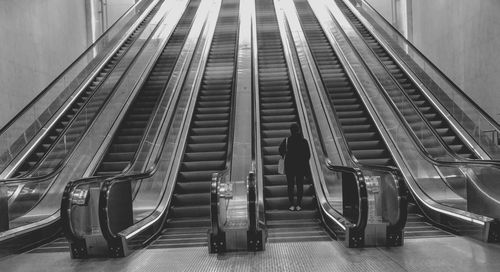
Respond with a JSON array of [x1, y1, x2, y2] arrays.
[[0, 0, 136, 128], [0, 0, 88, 128]]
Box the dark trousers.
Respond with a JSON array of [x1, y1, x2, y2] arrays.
[[286, 173, 304, 206]]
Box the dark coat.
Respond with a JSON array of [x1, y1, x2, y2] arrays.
[[279, 135, 311, 176]]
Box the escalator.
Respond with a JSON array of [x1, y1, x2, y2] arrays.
[[11, 3, 164, 178], [255, 0, 331, 243], [148, 0, 239, 249], [293, 0, 448, 239], [294, 0, 393, 167], [94, 0, 201, 176], [334, 0, 476, 159]]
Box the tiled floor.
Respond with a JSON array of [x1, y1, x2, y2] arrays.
[[1, 236, 500, 272]]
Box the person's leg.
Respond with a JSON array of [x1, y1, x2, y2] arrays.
[[295, 174, 304, 208], [286, 173, 295, 209]]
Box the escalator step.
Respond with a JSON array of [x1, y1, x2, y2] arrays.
[[164, 218, 211, 229], [99, 161, 130, 171], [264, 184, 314, 197], [173, 193, 210, 206], [104, 152, 136, 162], [170, 205, 210, 218], [265, 210, 318, 221], [188, 134, 227, 144], [180, 160, 225, 171], [175, 181, 211, 194], [190, 127, 228, 135], [183, 151, 226, 162], [186, 142, 227, 152], [178, 170, 214, 182], [265, 197, 316, 210]]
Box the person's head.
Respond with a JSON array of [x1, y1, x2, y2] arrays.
[[290, 123, 300, 136]]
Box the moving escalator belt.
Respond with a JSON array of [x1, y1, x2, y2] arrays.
[[12, 4, 164, 177], [94, 0, 201, 176], [334, 0, 476, 159], [149, 0, 239, 249], [294, 0, 394, 166], [255, 0, 330, 243]]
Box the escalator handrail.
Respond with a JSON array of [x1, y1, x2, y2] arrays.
[[326, 160, 407, 231], [346, 0, 500, 131], [209, 172, 222, 239], [324, 162, 367, 230], [61, 176, 110, 243], [247, 170, 258, 234], [61, 162, 134, 243], [0, 160, 65, 186], [250, 0, 266, 230], [0, 0, 158, 136]]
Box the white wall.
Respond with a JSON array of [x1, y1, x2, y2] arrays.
[[0, 0, 136, 128], [365, 0, 500, 124], [0, 0, 88, 128], [412, 0, 500, 124], [365, 0, 393, 23], [107, 0, 136, 27]]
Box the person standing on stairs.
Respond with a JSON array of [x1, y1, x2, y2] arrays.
[[279, 123, 311, 212]]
